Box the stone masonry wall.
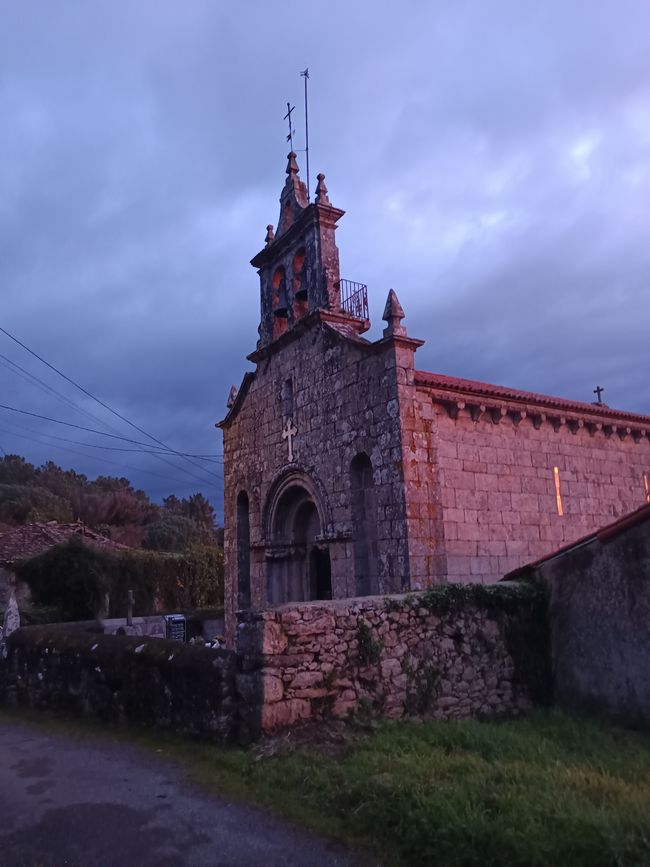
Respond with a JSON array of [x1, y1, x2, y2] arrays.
[[222, 316, 414, 640], [1, 628, 238, 743], [420, 393, 650, 584], [543, 511, 650, 727], [236, 587, 549, 734]]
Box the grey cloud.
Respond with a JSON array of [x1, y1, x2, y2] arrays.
[[1, 0, 649, 518]]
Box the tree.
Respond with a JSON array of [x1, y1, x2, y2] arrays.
[[143, 513, 205, 553], [36, 461, 87, 501], [0, 455, 37, 485], [185, 493, 216, 530], [0, 484, 73, 524], [163, 494, 182, 513]]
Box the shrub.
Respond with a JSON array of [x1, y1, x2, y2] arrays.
[[16, 535, 112, 621], [15, 538, 225, 622]]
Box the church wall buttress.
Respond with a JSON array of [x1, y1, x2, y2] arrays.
[[390, 344, 448, 589]]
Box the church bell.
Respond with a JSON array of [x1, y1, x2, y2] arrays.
[[273, 287, 290, 318]]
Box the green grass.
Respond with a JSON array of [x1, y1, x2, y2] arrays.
[[3, 708, 650, 866]]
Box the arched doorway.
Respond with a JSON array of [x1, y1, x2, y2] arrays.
[[266, 482, 331, 604]]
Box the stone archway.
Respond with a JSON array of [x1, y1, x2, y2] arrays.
[[265, 477, 331, 604]]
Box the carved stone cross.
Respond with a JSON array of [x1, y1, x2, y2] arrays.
[[282, 417, 297, 462]]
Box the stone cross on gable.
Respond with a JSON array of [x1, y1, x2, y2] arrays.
[[282, 417, 297, 462]]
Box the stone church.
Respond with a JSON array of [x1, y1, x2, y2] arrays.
[[218, 152, 650, 639]]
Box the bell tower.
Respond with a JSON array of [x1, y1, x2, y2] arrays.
[[250, 152, 365, 349]]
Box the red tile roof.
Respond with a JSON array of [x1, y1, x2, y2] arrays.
[[415, 370, 650, 425], [504, 503, 650, 580], [0, 522, 129, 566]]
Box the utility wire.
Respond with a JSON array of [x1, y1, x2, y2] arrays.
[[0, 415, 223, 464], [0, 424, 200, 487], [0, 351, 128, 437], [0, 403, 223, 487], [0, 402, 181, 450], [0, 324, 221, 484]]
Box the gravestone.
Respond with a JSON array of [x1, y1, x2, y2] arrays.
[[3, 592, 20, 638]]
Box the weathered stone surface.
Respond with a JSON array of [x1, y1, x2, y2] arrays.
[[262, 674, 284, 704], [2, 627, 239, 743], [218, 158, 650, 646], [236, 591, 549, 733], [261, 621, 288, 655], [261, 698, 310, 730], [542, 511, 650, 727]]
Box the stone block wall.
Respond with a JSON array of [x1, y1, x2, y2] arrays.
[[221, 316, 415, 640], [541, 509, 650, 727], [1, 628, 238, 743], [236, 586, 549, 734], [418, 392, 650, 584]]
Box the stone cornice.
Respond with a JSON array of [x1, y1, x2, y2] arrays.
[[250, 201, 345, 269], [415, 370, 650, 431], [246, 308, 370, 364], [419, 384, 650, 443]]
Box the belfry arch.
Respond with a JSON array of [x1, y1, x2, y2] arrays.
[[264, 471, 332, 604]]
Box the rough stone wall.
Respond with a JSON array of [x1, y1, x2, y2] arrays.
[[1, 628, 238, 743], [222, 317, 414, 640], [424, 395, 650, 583], [236, 589, 549, 734], [542, 514, 650, 727]]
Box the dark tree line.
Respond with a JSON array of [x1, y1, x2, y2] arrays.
[[0, 454, 221, 553]]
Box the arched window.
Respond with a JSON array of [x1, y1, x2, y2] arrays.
[[236, 491, 251, 609], [351, 453, 378, 596], [271, 266, 288, 339], [292, 247, 308, 320]]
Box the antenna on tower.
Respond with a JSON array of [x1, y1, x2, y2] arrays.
[[300, 68, 310, 199]]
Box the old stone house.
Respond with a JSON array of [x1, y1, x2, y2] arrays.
[[0, 521, 127, 608], [218, 153, 650, 639]]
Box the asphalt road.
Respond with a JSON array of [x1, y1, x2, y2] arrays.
[[0, 720, 377, 867]]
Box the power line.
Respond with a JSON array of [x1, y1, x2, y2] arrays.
[[0, 414, 223, 463], [0, 324, 221, 485], [0, 404, 224, 489], [0, 424, 208, 488], [9, 412, 221, 488], [0, 402, 223, 471], [0, 351, 128, 437]]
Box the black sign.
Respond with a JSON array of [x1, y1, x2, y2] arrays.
[[164, 614, 186, 643]]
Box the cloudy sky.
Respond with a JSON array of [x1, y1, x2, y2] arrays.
[[1, 0, 649, 520]]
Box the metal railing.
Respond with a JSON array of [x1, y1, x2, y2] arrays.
[[337, 279, 369, 321]]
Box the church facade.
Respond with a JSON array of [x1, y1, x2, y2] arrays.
[[218, 154, 650, 640]]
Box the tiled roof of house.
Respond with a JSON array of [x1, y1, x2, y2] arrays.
[[0, 522, 128, 567], [504, 503, 650, 580], [414, 370, 650, 425]]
